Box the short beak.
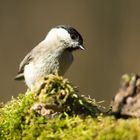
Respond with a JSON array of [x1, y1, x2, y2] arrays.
[[79, 45, 85, 50]]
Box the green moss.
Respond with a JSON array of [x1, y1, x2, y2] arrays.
[[0, 75, 140, 140]]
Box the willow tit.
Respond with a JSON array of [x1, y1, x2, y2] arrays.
[[15, 25, 84, 89]]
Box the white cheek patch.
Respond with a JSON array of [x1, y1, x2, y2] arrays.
[[45, 28, 72, 44], [57, 28, 71, 41]]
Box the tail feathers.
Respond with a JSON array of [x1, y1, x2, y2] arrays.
[[14, 73, 24, 80]]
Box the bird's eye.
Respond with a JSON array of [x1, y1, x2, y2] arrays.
[[71, 34, 77, 40]]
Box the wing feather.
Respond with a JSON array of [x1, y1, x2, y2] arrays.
[[15, 52, 32, 80]]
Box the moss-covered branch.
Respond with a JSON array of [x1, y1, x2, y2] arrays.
[[0, 74, 140, 140]]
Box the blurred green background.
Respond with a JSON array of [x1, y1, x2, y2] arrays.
[[0, 0, 140, 107]]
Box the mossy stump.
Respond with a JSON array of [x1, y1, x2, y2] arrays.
[[0, 74, 101, 139], [0, 74, 140, 139]]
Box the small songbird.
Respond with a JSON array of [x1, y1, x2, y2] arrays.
[[15, 25, 84, 89]]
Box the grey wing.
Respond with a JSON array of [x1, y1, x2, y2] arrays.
[[15, 52, 33, 80]]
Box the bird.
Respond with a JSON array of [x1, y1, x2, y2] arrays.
[[15, 25, 84, 89]]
